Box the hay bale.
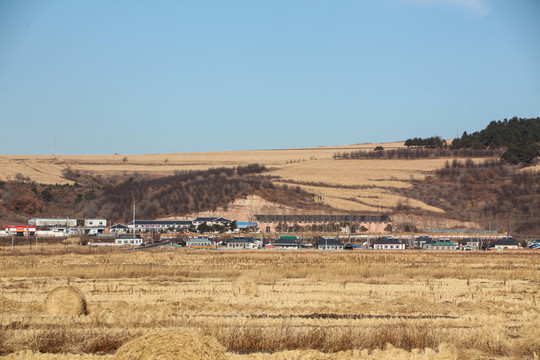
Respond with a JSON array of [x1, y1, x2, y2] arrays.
[[45, 285, 87, 316], [232, 277, 259, 297], [114, 329, 226, 360]]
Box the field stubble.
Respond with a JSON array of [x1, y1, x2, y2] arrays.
[[1, 248, 539, 359]]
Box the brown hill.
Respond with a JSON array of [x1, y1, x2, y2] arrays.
[[1, 141, 538, 236], [0, 141, 445, 215]]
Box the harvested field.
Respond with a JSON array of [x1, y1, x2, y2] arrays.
[[0, 247, 538, 359]]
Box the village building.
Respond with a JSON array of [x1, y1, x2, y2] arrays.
[[28, 218, 78, 227], [108, 223, 129, 234], [414, 235, 434, 248], [2, 225, 36, 236], [253, 214, 392, 233], [488, 238, 520, 251], [373, 237, 405, 250], [115, 234, 144, 246], [226, 236, 261, 249], [27, 218, 107, 235], [432, 240, 458, 250], [421, 238, 437, 250], [186, 236, 215, 249], [317, 237, 344, 250], [267, 236, 300, 249], [126, 220, 192, 232], [462, 238, 481, 250], [192, 217, 233, 227]]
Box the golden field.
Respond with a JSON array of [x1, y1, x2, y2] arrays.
[[0, 141, 492, 213], [0, 142, 407, 184], [1, 245, 539, 359]]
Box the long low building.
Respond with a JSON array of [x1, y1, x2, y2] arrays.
[[126, 220, 192, 231], [29, 218, 78, 227], [253, 214, 392, 233]]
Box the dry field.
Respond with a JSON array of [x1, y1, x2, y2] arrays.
[[0, 141, 494, 214], [1, 245, 539, 359], [0, 142, 407, 184]]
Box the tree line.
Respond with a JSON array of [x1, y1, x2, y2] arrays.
[[334, 117, 539, 165], [404, 136, 446, 148], [333, 148, 501, 160], [450, 117, 540, 165]]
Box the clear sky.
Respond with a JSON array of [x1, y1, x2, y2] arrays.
[[1, 0, 539, 155]]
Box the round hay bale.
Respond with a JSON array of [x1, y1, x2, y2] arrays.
[[114, 330, 226, 360], [232, 277, 258, 297], [44, 285, 87, 316]]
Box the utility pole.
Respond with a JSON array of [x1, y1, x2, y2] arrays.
[[132, 203, 136, 250]]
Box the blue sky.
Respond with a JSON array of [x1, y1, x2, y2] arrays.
[[1, 0, 539, 155]]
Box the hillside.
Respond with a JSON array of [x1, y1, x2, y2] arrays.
[[397, 160, 540, 236], [1, 137, 539, 236], [0, 141, 448, 218]]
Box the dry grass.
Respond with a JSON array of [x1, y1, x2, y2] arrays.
[[0, 247, 539, 359], [0, 142, 498, 214], [282, 183, 444, 213], [0, 142, 406, 184]]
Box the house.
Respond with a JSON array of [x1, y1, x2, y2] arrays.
[[226, 236, 261, 249], [83, 219, 107, 235], [115, 234, 144, 245], [317, 237, 344, 250], [414, 236, 434, 249], [463, 238, 481, 250], [108, 223, 129, 234], [432, 240, 458, 250], [373, 237, 405, 250], [421, 238, 437, 250], [186, 236, 215, 249], [488, 238, 520, 251], [84, 219, 107, 227], [268, 236, 300, 249]]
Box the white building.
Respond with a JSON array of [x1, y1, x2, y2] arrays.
[[115, 234, 144, 245], [84, 219, 107, 227], [226, 237, 261, 249], [187, 236, 215, 248], [29, 218, 77, 227], [373, 238, 405, 250]]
